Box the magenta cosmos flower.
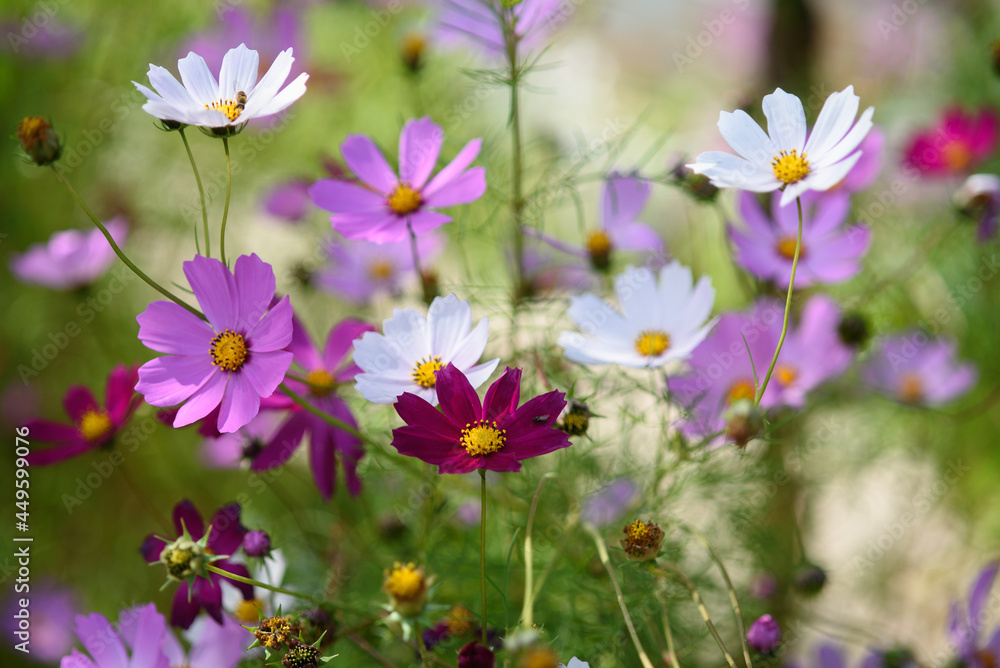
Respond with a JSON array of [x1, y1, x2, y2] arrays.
[[863, 332, 977, 406], [251, 317, 375, 499], [309, 116, 487, 243], [10, 216, 127, 290], [392, 364, 570, 474], [141, 500, 253, 629], [731, 191, 870, 288], [60, 603, 170, 668], [25, 364, 140, 466], [904, 107, 999, 176], [136, 254, 293, 434]]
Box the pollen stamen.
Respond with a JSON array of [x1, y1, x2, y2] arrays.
[[210, 329, 249, 371], [411, 356, 443, 388], [78, 409, 112, 442], [388, 183, 423, 215], [635, 330, 670, 357], [460, 419, 506, 457], [772, 149, 811, 184], [204, 97, 244, 122]]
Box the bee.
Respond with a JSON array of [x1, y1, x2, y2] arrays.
[[235, 91, 247, 112], [532, 415, 550, 424]]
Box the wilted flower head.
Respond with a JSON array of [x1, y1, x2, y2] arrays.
[[459, 641, 496, 668], [11, 217, 128, 290], [620, 519, 664, 561], [16, 116, 61, 165], [723, 399, 764, 448]]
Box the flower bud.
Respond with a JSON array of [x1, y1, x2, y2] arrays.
[[296, 608, 335, 647], [620, 519, 664, 561], [559, 400, 591, 436], [746, 614, 781, 655], [383, 562, 431, 617], [792, 563, 827, 595], [159, 535, 207, 581], [282, 643, 321, 668], [16, 117, 61, 165], [401, 32, 427, 73], [243, 529, 271, 557], [723, 399, 763, 448], [670, 157, 718, 203], [458, 642, 496, 668], [519, 647, 559, 668], [837, 312, 870, 349]]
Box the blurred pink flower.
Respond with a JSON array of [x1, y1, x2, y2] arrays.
[[10, 217, 127, 290]]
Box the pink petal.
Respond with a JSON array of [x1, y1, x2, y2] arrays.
[[435, 364, 482, 425], [105, 363, 140, 424], [242, 350, 294, 398], [174, 370, 228, 428], [407, 209, 452, 236], [399, 116, 444, 189], [423, 138, 482, 198], [137, 300, 215, 354], [247, 296, 293, 352], [309, 179, 386, 213], [27, 439, 94, 466], [251, 412, 309, 470], [234, 253, 277, 332], [422, 167, 486, 208], [170, 583, 201, 629], [217, 374, 260, 433], [325, 319, 377, 371], [135, 355, 215, 407], [183, 255, 238, 331], [483, 368, 521, 422], [24, 419, 81, 447], [74, 612, 128, 667], [394, 392, 462, 438], [63, 386, 98, 423], [341, 134, 398, 193], [172, 499, 205, 538]]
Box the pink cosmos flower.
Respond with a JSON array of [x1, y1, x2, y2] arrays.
[[392, 364, 570, 474], [140, 501, 253, 629], [904, 107, 999, 176], [25, 364, 140, 466], [949, 563, 1000, 668], [309, 116, 486, 243], [316, 232, 445, 304], [730, 191, 870, 288], [10, 216, 128, 290], [251, 317, 376, 499], [3, 580, 78, 662], [863, 333, 977, 406], [434, 0, 566, 58], [60, 603, 170, 668], [135, 254, 293, 434], [262, 179, 312, 223]]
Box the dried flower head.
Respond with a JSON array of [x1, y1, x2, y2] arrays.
[[16, 116, 61, 165], [620, 519, 665, 561]]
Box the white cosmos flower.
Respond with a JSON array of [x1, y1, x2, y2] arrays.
[[558, 261, 716, 369], [559, 660, 590, 668], [688, 86, 874, 207], [132, 43, 308, 129], [353, 294, 500, 405]]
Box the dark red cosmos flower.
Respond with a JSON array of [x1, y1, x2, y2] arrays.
[[26, 363, 141, 465], [140, 500, 253, 629], [392, 365, 570, 474]]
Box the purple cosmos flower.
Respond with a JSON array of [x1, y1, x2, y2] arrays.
[[316, 232, 445, 304], [766, 295, 854, 408], [949, 563, 1000, 668], [533, 172, 664, 271], [955, 173, 1000, 241], [730, 191, 870, 288], [162, 613, 248, 668], [904, 107, 999, 176], [746, 614, 781, 654], [435, 0, 566, 58], [309, 116, 487, 243], [667, 301, 784, 443], [25, 364, 140, 466], [519, 245, 596, 296], [3, 580, 78, 662], [60, 603, 169, 668], [10, 216, 127, 290], [862, 332, 977, 406], [581, 478, 639, 527], [262, 179, 313, 223], [2, 18, 82, 59], [140, 500, 253, 629], [136, 253, 294, 434], [392, 364, 570, 474], [251, 317, 375, 499]]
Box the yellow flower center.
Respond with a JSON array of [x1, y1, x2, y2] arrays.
[[307, 368, 336, 397], [411, 356, 443, 388], [235, 598, 265, 624], [772, 149, 811, 184], [775, 236, 803, 260], [727, 379, 757, 403], [520, 648, 560, 668], [899, 372, 924, 403], [635, 330, 670, 357], [621, 518, 665, 559], [210, 329, 249, 372], [384, 563, 425, 601], [943, 141, 972, 171], [586, 230, 613, 269], [204, 94, 246, 122], [460, 419, 507, 457], [776, 365, 798, 386], [369, 258, 394, 280], [388, 183, 423, 215], [78, 409, 112, 442]]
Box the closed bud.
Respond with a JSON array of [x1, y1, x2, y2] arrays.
[[282, 643, 321, 668], [402, 32, 427, 73], [670, 157, 718, 203], [837, 312, 870, 348], [242, 529, 271, 557], [620, 519, 664, 561], [559, 400, 591, 436], [383, 562, 431, 617], [458, 642, 496, 668], [746, 614, 781, 655], [723, 399, 763, 448], [16, 117, 61, 165], [793, 563, 827, 595]]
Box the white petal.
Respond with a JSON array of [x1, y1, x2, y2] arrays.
[[352, 331, 411, 381], [718, 109, 776, 165], [673, 275, 716, 338], [804, 85, 860, 158], [177, 51, 219, 105], [244, 48, 294, 117], [380, 308, 430, 364], [218, 43, 259, 99], [427, 294, 472, 357], [654, 261, 694, 331], [801, 151, 864, 192], [813, 106, 874, 168], [762, 87, 806, 153], [252, 73, 308, 118], [354, 374, 415, 404], [614, 265, 661, 331], [462, 358, 500, 390], [446, 318, 490, 370], [689, 152, 782, 192], [146, 64, 197, 108], [558, 332, 649, 368], [566, 293, 632, 340]]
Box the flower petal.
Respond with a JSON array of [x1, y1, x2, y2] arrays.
[[174, 370, 228, 428], [483, 368, 521, 422], [435, 363, 482, 424], [136, 355, 215, 408], [217, 374, 260, 433], [399, 116, 443, 189], [74, 613, 128, 668], [234, 253, 276, 332], [217, 43, 259, 100], [177, 51, 219, 105], [183, 255, 238, 331], [422, 167, 486, 209], [309, 179, 386, 214], [718, 109, 777, 164], [341, 134, 398, 193], [137, 300, 215, 355], [423, 138, 482, 199], [762, 87, 807, 153]]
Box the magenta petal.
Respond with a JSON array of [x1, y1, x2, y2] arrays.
[[288, 314, 321, 370], [173, 499, 206, 539], [399, 117, 444, 189], [483, 368, 521, 422], [243, 350, 294, 399], [423, 167, 486, 209], [391, 426, 459, 464], [171, 583, 201, 629], [394, 392, 461, 438], [309, 179, 386, 213], [217, 374, 261, 433], [331, 211, 403, 243], [407, 209, 453, 236], [481, 453, 523, 472], [251, 412, 309, 470], [435, 364, 482, 424], [325, 319, 376, 372], [247, 296, 293, 353], [63, 386, 98, 423], [195, 576, 224, 625], [183, 255, 238, 330], [26, 440, 94, 466], [341, 134, 398, 192], [208, 504, 246, 556], [234, 253, 277, 331], [140, 533, 168, 563], [105, 363, 140, 424], [437, 453, 492, 474], [309, 422, 336, 500], [174, 370, 227, 428], [137, 301, 215, 355], [423, 138, 482, 198], [136, 355, 215, 408], [23, 419, 81, 447], [503, 390, 568, 443]]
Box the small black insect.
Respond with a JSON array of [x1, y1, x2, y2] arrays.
[[532, 415, 550, 424]]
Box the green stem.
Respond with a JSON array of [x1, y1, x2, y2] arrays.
[[206, 564, 322, 605], [648, 562, 738, 668], [407, 219, 432, 304], [659, 592, 681, 668], [179, 127, 210, 257], [479, 469, 488, 646], [520, 472, 556, 628], [755, 196, 803, 406], [502, 7, 526, 298], [415, 621, 432, 668], [50, 166, 205, 320], [584, 524, 656, 668], [220, 137, 232, 265], [278, 383, 376, 447]]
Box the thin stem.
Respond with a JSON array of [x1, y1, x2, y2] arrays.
[[50, 166, 205, 320], [220, 137, 232, 265], [521, 472, 556, 628], [479, 469, 488, 646], [179, 127, 210, 257], [659, 594, 681, 668], [279, 383, 376, 447], [502, 7, 527, 297], [206, 564, 323, 605], [649, 562, 738, 668], [415, 621, 432, 668], [583, 524, 656, 668], [755, 196, 803, 406], [347, 633, 400, 668], [407, 219, 431, 304]]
